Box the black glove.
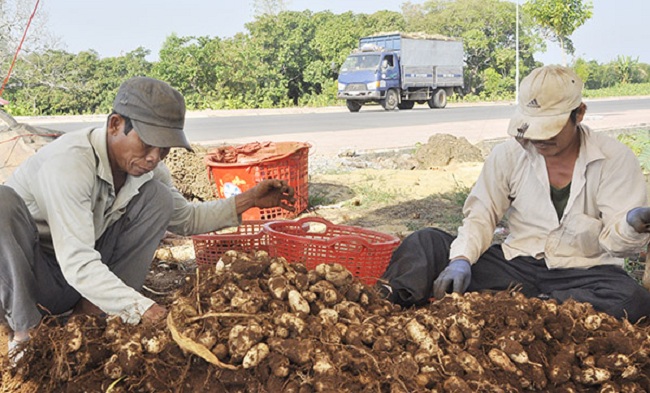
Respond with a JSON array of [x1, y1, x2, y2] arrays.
[[433, 259, 472, 299], [626, 207, 650, 233]]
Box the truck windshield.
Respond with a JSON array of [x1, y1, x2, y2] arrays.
[[340, 54, 381, 72]]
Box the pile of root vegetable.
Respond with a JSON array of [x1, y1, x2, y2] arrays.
[[6, 250, 650, 392]]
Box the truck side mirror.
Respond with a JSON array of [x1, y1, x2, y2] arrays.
[[330, 62, 338, 73], [381, 59, 388, 69]]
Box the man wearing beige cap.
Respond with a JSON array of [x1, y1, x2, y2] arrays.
[[0, 76, 295, 360], [380, 65, 650, 322]]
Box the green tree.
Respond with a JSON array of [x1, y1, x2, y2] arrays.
[[523, 0, 593, 65], [403, 0, 541, 96], [8, 48, 151, 115], [252, 0, 290, 16], [306, 10, 405, 104], [153, 34, 222, 108], [245, 10, 318, 105], [613, 55, 639, 84]]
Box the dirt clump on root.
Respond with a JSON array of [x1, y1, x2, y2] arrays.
[[5, 251, 650, 392]]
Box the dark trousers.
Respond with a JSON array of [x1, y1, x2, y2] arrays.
[[0, 181, 172, 332], [381, 228, 650, 323]]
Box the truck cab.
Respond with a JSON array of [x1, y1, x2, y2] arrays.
[[337, 48, 400, 112]]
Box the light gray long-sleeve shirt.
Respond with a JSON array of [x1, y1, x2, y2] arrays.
[[449, 125, 649, 269], [6, 126, 240, 323]]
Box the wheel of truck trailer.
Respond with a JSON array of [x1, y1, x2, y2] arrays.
[[0, 109, 18, 128], [397, 101, 415, 110], [346, 100, 362, 113], [381, 89, 399, 111], [428, 89, 447, 109]]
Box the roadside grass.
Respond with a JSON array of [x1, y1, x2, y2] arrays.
[[583, 83, 650, 98]]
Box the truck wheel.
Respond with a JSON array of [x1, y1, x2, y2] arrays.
[[381, 90, 399, 111], [428, 89, 447, 109], [346, 100, 362, 113], [397, 101, 415, 110]]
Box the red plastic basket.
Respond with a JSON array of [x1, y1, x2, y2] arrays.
[[263, 217, 400, 285], [205, 142, 310, 221], [192, 221, 268, 265]]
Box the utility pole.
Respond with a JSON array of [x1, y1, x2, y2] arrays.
[[515, 0, 520, 104]]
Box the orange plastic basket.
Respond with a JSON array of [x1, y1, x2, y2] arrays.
[[205, 142, 310, 221], [192, 221, 268, 265], [263, 217, 400, 285]]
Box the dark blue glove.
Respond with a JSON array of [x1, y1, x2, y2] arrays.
[[626, 207, 650, 233], [433, 259, 472, 299]]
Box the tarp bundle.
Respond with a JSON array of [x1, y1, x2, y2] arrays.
[[0, 122, 61, 184]]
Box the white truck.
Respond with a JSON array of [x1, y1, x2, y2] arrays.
[[337, 32, 465, 112]]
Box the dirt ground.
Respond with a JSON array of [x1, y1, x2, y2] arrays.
[[3, 130, 650, 392]]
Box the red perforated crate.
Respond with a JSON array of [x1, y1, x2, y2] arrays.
[[205, 142, 310, 221], [263, 217, 400, 285], [192, 221, 268, 265]]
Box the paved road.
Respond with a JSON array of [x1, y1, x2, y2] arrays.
[[20, 97, 650, 155]]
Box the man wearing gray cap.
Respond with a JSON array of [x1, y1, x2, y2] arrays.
[[380, 65, 650, 322], [0, 77, 296, 359]]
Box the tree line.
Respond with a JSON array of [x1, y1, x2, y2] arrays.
[[1, 0, 648, 116]]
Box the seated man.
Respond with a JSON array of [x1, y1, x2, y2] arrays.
[[0, 77, 296, 360], [380, 65, 650, 323]]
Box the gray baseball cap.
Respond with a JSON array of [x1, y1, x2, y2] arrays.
[[113, 77, 192, 151]]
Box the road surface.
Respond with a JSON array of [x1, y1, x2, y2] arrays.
[[18, 97, 650, 155]]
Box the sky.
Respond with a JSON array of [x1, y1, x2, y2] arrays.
[[41, 0, 650, 66]]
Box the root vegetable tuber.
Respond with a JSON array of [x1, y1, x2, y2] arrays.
[[498, 338, 535, 365], [406, 318, 439, 355], [583, 314, 602, 331], [310, 281, 341, 306], [317, 308, 339, 326], [65, 323, 83, 353], [456, 350, 484, 374], [312, 351, 336, 375], [443, 375, 471, 392], [447, 323, 464, 343], [268, 276, 289, 300], [228, 323, 265, 362], [488, 348, 521, 375], [242, 343, 269, 369], [103, 354, 122, 380], [275, 312, 306, 335], [574, 366, 611, 385], [288, 290, 310, 314]]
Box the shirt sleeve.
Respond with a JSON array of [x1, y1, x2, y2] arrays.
[[33, 151, 154, 324], [597, 144, 650, 255], [449, 143, 513, 263], [153, 163, 241, 235]]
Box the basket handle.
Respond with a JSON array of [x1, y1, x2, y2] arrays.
[[206, 164, 220, 199], [291, 217, 374, 250]]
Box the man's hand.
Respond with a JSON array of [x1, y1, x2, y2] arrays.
[[626, 207, 650, 233], [433, 259, 472, 299], [253, 179, 296, 210], [142, 303, 168, 324], [236, 179, 296, 214]]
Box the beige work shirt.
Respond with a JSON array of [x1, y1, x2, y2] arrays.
[[6, 127, 239, 323], [449, 125, 649, 269]]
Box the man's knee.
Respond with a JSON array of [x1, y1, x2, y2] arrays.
[[0, 186, 24, 216], [402, 227, 453, 248], [132, 180, 173, 221], [612, 284, 650, 323]]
